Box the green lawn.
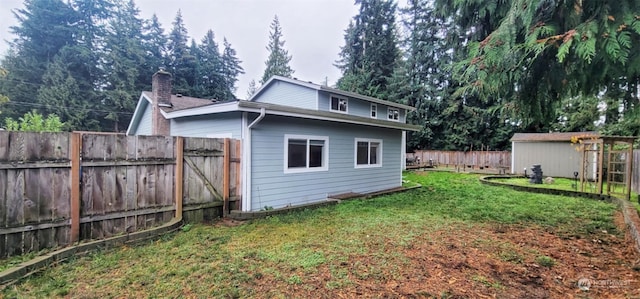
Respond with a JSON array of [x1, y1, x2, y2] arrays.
[[492, 176, 636, 195], [2, 171, 635, 298]]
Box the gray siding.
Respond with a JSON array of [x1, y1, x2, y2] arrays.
[[318, 92, 406, 122], [253, 81, 317, 109], [135, 102, 153, 135], [170, 112, 242, 138], [512, 141, 595, 179], [250, 115, 402, 211]]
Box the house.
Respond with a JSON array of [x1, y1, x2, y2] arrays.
[[127, 71, 420, 212], [510, 132, 599, 178]]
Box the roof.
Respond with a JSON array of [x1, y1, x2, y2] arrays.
[[141, 91, 215, 112], [252, 76, 416, 111], [128, 77, 421, 135], [510, 132, 599, 142], [163, 100, 421, 131]]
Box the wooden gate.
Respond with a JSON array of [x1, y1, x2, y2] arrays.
[[181, 137, 241, 218]]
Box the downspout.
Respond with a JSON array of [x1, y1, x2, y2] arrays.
[[242, 108, 266, 211]]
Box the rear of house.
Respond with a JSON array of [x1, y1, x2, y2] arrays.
[[127, 72, 419, 211]]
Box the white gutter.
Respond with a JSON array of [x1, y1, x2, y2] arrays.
[[242, 108, 266, 211], [248, 107, 266, 129]]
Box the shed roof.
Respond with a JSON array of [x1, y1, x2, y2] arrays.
[[510, 132, 599, 142]]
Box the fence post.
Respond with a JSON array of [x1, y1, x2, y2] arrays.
[[175, 136, 184, 219], [70, 132, 81, 243], [223, 138, 230, 216]]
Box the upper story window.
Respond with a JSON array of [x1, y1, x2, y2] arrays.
[[371, 104, 377, 118], [284, 134, 329, 173], [330, 95, 348, 113], [388, 108, 399, 121]]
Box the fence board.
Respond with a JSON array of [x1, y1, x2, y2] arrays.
[[38, 169, 54, 222], [0, 133, 9, 162], [136, 166, 149, 209], [0, 170, 6, 227], [23, 169, 39, 226], [125, 166, 136, 211], [0, 233, 5, 258], [52, 168, 70, 220], [633, 150, 640, 195], [6, 170, 24, 227]]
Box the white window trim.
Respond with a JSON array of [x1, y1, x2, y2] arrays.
[[329, 95, 348, 114], [284, 134, 329, 174], [387, 108, 400, 122], [354, 138, 383, 168], [370, 103, 377, 119]]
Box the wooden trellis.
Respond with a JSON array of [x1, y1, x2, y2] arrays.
[[578, 136, 637, 200]]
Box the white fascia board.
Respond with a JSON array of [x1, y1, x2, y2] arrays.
[[239, 107, 419, 131], [126, 93, 152, 135], [163, 101, 240, 119]]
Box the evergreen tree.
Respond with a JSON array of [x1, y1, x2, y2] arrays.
[[103, 0, 146, 131], [439, 0, 640, 133], [166, 10, 193, 95], [260, 15, 294, 84], [390, 0, 447, 150], [336, 0, 400, 99], [194, 30, 229, 99], [551, 96, 599, 132], [37, 46, 98, 130], [221, 38, 244, 96], [140, 14, 168, 90], [0, 0, 78, 121], [246, 79, 258, 98]]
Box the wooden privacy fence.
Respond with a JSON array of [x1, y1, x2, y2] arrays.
[[0, 132, 241, 258], [633, 150, 640, 196], [407, 150, 511, 170]]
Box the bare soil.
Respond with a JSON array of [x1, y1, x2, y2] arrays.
[[248, 212, 640, 298]]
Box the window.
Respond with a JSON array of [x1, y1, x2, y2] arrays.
[[370, 104, 377, 118], [284, 134, 329, 173], [330, 95, 348, 113], [355, 138, 382, 168], [388, 108, 399, 121]]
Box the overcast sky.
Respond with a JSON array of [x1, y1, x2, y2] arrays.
[[0, 0, 361, 98]]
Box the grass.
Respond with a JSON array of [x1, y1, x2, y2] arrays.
[[493, 176, 638, 197], [492, 176, 640, 212], [1, 171, 621, 298]]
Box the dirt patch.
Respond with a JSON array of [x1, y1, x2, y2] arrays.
[[247, 212, 640, 298]]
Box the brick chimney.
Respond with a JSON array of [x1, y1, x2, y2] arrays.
[[151, 70, 172, 135]]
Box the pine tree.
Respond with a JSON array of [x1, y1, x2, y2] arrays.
[[0, 0, 78, 121], [166, 10, 193, 95], [336, 0, 399, 99], [140, 14, 168, 90], [194, 30, 229, 99], [37, 46, 99, 130], [246, 79, 258, 98], [260, 15, 294, 84], [221, 38, 244, 96], [103, 0, 146, 131]]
